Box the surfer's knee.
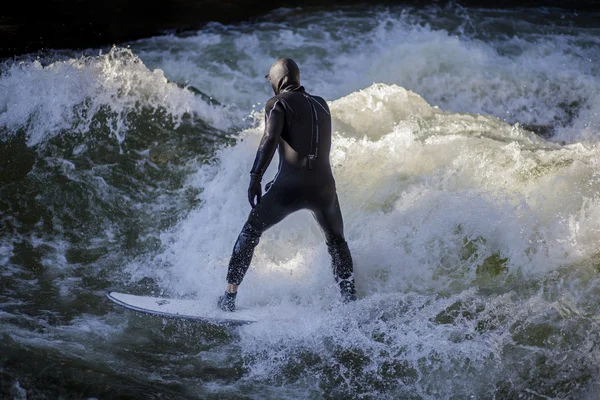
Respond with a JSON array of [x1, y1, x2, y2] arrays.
[[326, 236, 353, 275], [227, 222, 263, 286], [325, 234, 347, 254], [324, 236, 356, 302], [234, 222, 262, 250], [231, 223, 261, 260]]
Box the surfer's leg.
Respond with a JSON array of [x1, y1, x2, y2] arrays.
[[226, 185, 299, 287], [226, 221, 262, 287], [311, 194, 356, 302]]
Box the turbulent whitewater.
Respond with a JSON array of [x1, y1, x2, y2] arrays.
[[1, 5, 600, 399]]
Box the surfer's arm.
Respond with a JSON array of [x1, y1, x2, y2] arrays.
[[250, 98, 285, 177]]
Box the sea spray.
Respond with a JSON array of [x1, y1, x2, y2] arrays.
[[141, 84, 600, 397], [0, 48, 237, 146], [135, 6, 600, 143]]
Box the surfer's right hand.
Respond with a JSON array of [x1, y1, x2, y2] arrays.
[[248, 173, 262, 208]]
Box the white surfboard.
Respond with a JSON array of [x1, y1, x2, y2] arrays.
[[107, 291, 262, 325]]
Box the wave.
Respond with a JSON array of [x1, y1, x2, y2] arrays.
[[134, 6, 600, 144], [137, 83, 600, 397], [0, 48, 236, 146], [2, 6, 600, 396]]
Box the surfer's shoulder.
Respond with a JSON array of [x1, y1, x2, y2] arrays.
[[265, 96, 282, 110]]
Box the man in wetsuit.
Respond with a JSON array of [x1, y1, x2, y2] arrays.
[[217, 58, 356, 312]]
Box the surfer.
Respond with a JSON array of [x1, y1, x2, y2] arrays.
[[218, 58, 356, 311]]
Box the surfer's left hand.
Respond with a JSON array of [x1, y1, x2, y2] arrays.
[[248, 173, 262, 208]]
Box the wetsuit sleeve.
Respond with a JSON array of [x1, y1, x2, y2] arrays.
[[250, 98, 285, 177]]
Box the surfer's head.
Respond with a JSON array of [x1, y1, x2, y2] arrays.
[[265, 58, 301, 95]]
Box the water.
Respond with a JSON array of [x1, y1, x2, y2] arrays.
[[1, 5, 600, 399]]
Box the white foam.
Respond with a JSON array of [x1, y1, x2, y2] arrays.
[[3, 8, 600, 394], [133, 8, 600, 143], [0, 243, 13, 271], [0, 48, 236, 146], [136, 83, 599, 305], [11, 380, 27, 400], [121, 83, 600, 394], [556, 91, 600, 143]]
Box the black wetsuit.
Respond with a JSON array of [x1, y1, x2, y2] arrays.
[[226, 58, 355, 299]]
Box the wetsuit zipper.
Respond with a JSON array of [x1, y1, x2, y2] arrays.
[[304, 94, 319, 170]]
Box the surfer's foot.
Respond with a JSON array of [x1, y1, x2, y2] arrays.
[[339, 280, 356, 303], [217, 291, 237, 312]]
